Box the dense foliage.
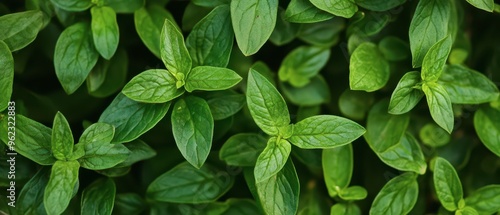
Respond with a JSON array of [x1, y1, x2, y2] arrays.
[[1, 0, 500, 214]]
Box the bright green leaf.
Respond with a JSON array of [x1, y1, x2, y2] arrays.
[[122, 69, 184, 103], [421, 35, 452, 82], [161, 19, 192, 76], [309, 0, 357, 18], [134, 4, 176, 58], [284, 0, 333, 23], [388, 71, 424, 114], [185, 66, 242, 92], [339, 186, 368, 201], [378, 133, 427, 174], [330, 203, 361, 215], [0, 10, 43, 51], [466, 0, 494, 12], [349, 42, 390, 92], [278, 46, 330, 87], [423, 83, 454, 133], [44, 160, 80, 215], [0, 41, 13, 111], [474, 106, 500, 157], [81, 178, 116, 215], [433, 157, 463, 211], [78, 141, 130, 170], [254, 137, 291, 183], [219, 133, 267, 167], [322, 144, 353, 197], [465, 185, 500, 214], [419, 123, 450, 147], [91, 6, 119, 59], [51, 112, 74, 160], [369, 172, 419, 215], [79, 122, 114, 144]]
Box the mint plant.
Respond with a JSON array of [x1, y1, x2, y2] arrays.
[[1, 0, 500, 214]]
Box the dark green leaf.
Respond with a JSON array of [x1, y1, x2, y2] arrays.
[[230, 0, 278, 56], [369, 172, 419, 215], [104, 0, 144, 13], [377, 133, 427, 174], [284, 0, 333, 23], [254, 137, 291, 182], [186, 5, 233, 67], [50, 0, 92, 11], [113, 193, 146, 215], [147, 162, 234, 203], [419, 123, 450, 147], [388, 71, 424, 114], [185, 66, 242, 92], [223, 199, 261, 215], [192, 0, 229, 8], [54, 22, 99, 94], [423, 83, 454, 133], [378, 36, 410, 62], [0, 40, 13, 111], [99, 93, 170, 143], [309, 0, 357, 18], [297, 18, 344, 47], [322, 144, 353, 197], [465, 185, 500, 214], [44, 160, 80, 215], [347, 12, 390, 37], [134, 4, 176, 58], [433, 157, 463, 211], [338, 89, 375, 120], [0, 10, 43, 51], [350, 42, 390, 92], [91, 6, 120, 59], [78, 141, 130, 170], [219, 133, 267, 167], [171, 96, 214, 168], [18, 167, 50, 215], [280, 75, 331, 106], [278, 46, 330, 87], [421, 35, 452, 82], [205, 90, 245, 120], [81, 178, 116, 215], [51, 112, 74, 160], [122, 69, 184, 103], [474, 106, 500, 157], [270, 9, 299, 46], [354, 0, 406, 11], [115, 139, 156, 167], [88, 48, 128, 98]]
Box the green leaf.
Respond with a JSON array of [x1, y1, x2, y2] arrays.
[[269, 9, 299, 46], [349, 42, 390, 92], [330, 203, 361, 215], [81, 178, 116, 215], [161, 19, 192, 76], [409, 0, 451, 67], [204, 90, 245, 120], [456, 207, 479, 215], [388, 71, 424, 114], [99, 93, 170, 143], [423, 83, 454, 133], [115, 139, 156, 167], [91, 6, 119, 59], [186, 5, 233, 67], [338, 90, 375, 120], [378, 36, 410, 62], [18, 167, 50, 215], [88, 48, 128, 98], [171, 96, 214, 168], [278, 46, 330, 87], [134, 4, 176, 58], [377, 133, 427, 174], [339, 186, 368, 201], [79, 122, 114, 144], [147, 162, 234, 203], [419, 123, 451, 148], [122, 69, 184, 103], [113, 193, 146, 215], [246, 69, 290, 135], [224, 199, 261, 215], [44, 160, 80, 215], [50, 0, 92, 11], [289, 115, 365, 149], [421, 35, 452, 82], [438, 65, 500, 104], [433, 157, 463, 211], [354, 0, 406, 11], [280, 75, 331, 106], [104, 0, 144, 13], [297, 18, 344, 47], [54, 22, 99, 94], [474, 106, 500, 157], [466, 0, 494, 12], [78, 141, 130, 170], [254, 137, 291, 182], [0, 115, 55, 165], [230, 0, 278, 56], [185, 66, 242, 92], [346, 12, 390, 37], [369, 172, 419, 215], [284, 0, 333, 23], [0, 10, 43, 51], [182, 3, 213, 32], [192, 0, 229, 8], [219, 133, 267, 167], [256, 159, 299, 215], [0, 41, 13, 111], [365, 100, 410, 153], [51, 112, 74, 160], [465, 185, 500, 214], [322, 144, 353, 197], [309, 0, 357, 18]]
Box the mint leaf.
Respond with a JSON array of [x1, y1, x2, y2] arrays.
[[423, 83, 454, 133], [389, 71, 424, 114], [354, 0, 406, 11], [466, 0, 494, 12], [54, 22, 99, 94], [81, 178, 116, 215], [433, 157, 463, 211], [230, 0, 278, 56], [338, 90, 374, 120], [18, 167, 50, 215], [474, 106, 500, 157], [365, 100, 410, 153], [134, 4, 176, 58], [185, 66, 242, 92], [0, 10, 43, 51], [91, 6, 119, 59], [88, 48, 128, 98], [278, 46, 330, 87], [161, 19, 192, 76], [0, 41, 13, 111], [289, 115, 365, 149], [44, 160, 80, 215], [339, 186, 368, 201], [330, 203, 361, 215], [297, 18, 344, 47], [51, 112, 74, 160], [421, 35, 452, 82], [247, 69, 290, 135], [269, 8, 299, 46], [99, 93, 170, 143], [191, 0, 229, 8], [186, 5, 233, 67], [284, 0, 333, 23], [409, 0, 451, 67], [349, 42, 390, 92], [79, 122, 115, 144], [0, 115, 55, 165], [378, 36, 410, 62], [377, 133, 427, 174], [438, 65, 500, 104], [78, 141, 129, 170], [309, 0, 357, 18], [219, 133, 267, 167], [419, 123, 451, 147], [369, 172, 418, 215], [256, 159, 299, 215], [50, 0, 92, 11], [113, 193, 145, 215], [122, 69, 184, 103], [254, 137, 291, 182], [204, 90, 245, 120], [171, 96, 213, 168], [465, 185, 500, 214], [104, 0, 144, 13], [322, 144, 353, 197], [147, 162, 234, 203], [280, 75, 331, 106], [115, 139, 156, 168]]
